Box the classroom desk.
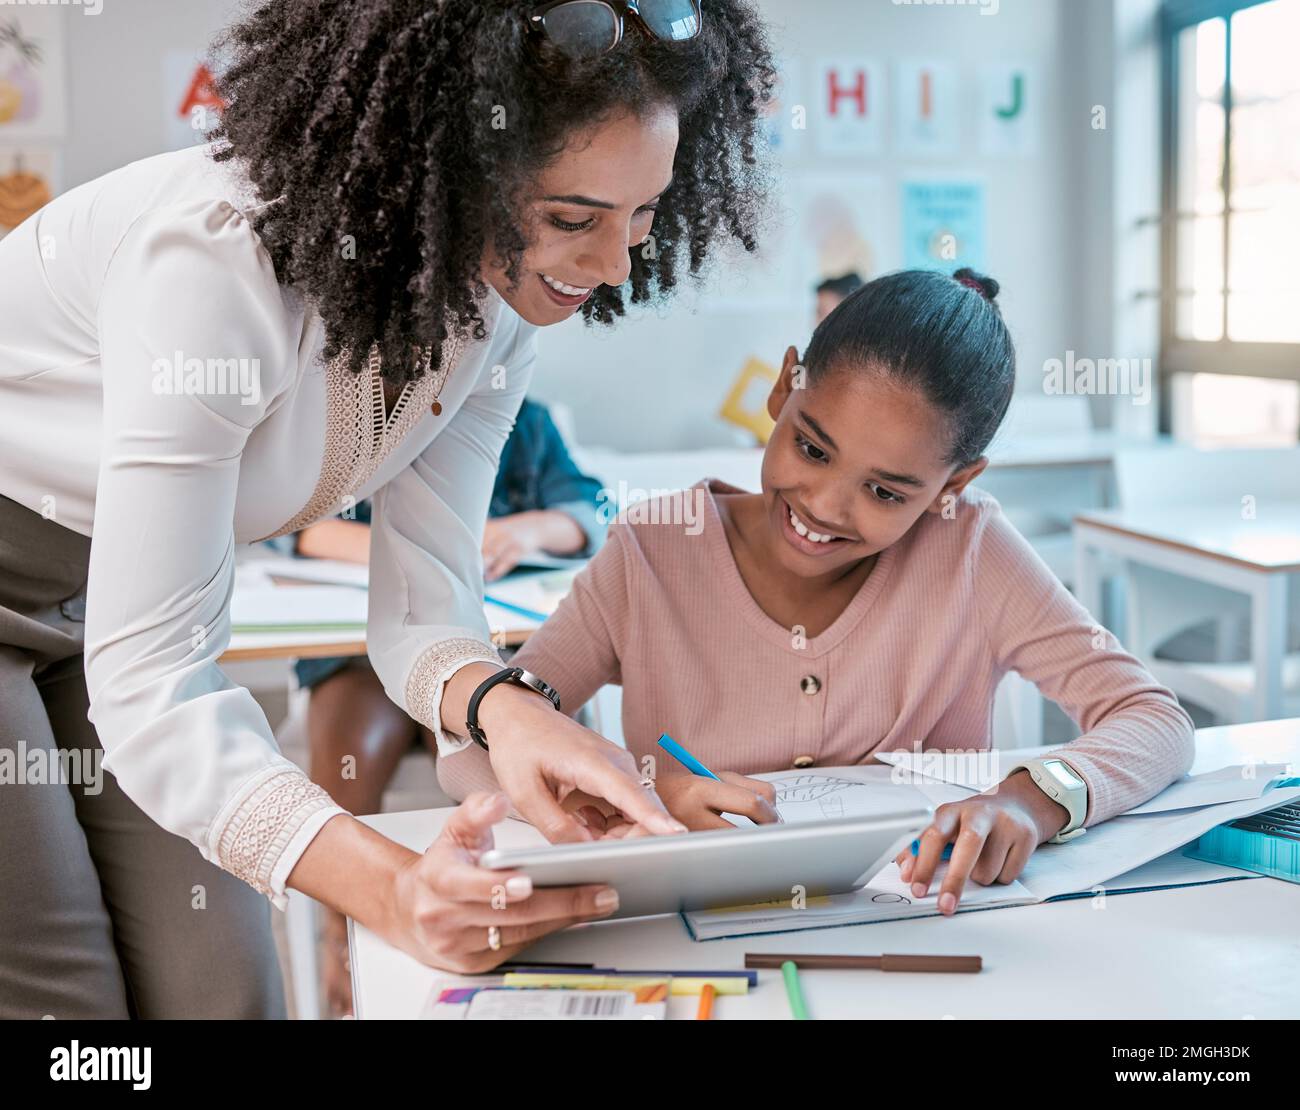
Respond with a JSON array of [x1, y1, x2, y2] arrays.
[[985, 431, 1167, 471], [1074, 503, 1300, 720], [219, 595, 540, 662], [220, 620, 534, 663], [348, 718, 1300, 1020]]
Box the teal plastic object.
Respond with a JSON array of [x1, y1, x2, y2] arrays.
[[1185, 799, 1300, 885]]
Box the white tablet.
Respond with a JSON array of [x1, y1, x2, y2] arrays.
[[478, 807, 932, 921]]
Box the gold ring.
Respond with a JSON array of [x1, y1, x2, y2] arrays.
[[639, 775, 656, 789], [487, 925, 502, 952]]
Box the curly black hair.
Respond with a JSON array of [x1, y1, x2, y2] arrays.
[[209, 0, 776, 383]]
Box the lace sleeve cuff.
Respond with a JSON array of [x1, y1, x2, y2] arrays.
[[212, 766, 346, 910], [405, 636, 503, 756]]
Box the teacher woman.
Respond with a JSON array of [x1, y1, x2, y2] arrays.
[[0, 0, 774, 1017]]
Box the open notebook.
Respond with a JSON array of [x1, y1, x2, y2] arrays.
[[682, 765, 1296, 941]]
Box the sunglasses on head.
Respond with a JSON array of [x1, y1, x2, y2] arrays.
[[529, 0, 703, 60]]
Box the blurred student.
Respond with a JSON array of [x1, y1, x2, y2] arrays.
[[294, 397, 606, 1015], [814, 271, 864, 327]]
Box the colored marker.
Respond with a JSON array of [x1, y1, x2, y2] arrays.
[[781, 960, 809, 1021], [696, 983, 716, 1020], [910, 839, 954, 861]]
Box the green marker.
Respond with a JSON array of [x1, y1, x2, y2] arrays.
[[781, 960, 809, 1021]]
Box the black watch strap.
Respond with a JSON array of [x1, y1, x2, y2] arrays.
[[465, 667, 561, 751]]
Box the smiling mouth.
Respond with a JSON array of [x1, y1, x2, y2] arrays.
[[783, 498, 854, 548], [538, 272, 594, 306]]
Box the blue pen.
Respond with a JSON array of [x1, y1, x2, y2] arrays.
[[655, 733, 773, 827], [484, 594, 549, 623], [656, 732, 719, 780], [910, 839, 954, 861]]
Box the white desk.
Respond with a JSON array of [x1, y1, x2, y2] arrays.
[[985, 431, 1167, 471], [1075, 503, 1300, 719], [220, 593, 543, 663], [348, 719, 1300, 1020]]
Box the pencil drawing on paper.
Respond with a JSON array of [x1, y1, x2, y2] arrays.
[[772, 775, 864, 820]]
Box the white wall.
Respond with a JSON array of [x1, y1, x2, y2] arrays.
[[49, 0, 1157, 450]]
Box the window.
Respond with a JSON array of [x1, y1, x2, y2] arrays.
[[1161, 0, 1300, 398]]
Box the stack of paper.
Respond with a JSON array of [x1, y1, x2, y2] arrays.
[[229, 584, 367, 633]]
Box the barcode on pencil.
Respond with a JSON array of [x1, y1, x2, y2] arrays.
[[561, 993, 627, 1017]]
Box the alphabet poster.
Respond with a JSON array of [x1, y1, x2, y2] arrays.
[[762, 58, 804, 158], [0, 10, 67, 140], [981, 62, 1038, 157], [815, 59, 885, 156], [164, 50, 227, 151], [894, 60, 959, 158]]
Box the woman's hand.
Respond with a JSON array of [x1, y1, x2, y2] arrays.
[[895, 771, 1070, 915], [449, 670, 687, 843], [387, 792, 621, 973], [561, 772, 781, 835], [654, 772, 781, 831]]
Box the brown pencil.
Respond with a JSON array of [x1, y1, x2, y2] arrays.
[[745, 953, 982, 973]]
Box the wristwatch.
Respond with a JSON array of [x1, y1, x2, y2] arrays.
[[465, 666, 561, 751], [1006, 757, 1088, 844]]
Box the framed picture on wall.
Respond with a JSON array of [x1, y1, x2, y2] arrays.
[[0, 145, 61, 238], [901, 177, 987, 274], [0, 9, 67, 140]]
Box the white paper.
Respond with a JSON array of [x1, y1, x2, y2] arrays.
[[252, 556, 370, 589], [1124, 764, 1291, 815], [228, 584, 367, 630], [1017, 784, 1300, 902], [484, 568, 581, 622], [875, 747, 1291, 815]]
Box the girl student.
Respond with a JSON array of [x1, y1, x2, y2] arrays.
[[439, 268, 1196, 914]]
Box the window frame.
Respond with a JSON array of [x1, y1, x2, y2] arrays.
[[1159, 0, 1300, 391]]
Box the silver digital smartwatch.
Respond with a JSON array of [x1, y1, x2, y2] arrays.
[[1006, 757, 1088, 844]]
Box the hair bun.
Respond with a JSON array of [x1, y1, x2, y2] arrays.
[[953, 268, 1000, 303]]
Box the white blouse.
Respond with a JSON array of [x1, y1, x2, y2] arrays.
[[0, 144, 538, 907]]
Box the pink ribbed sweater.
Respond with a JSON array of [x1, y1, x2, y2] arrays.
[[442, 481, 1195, 827]]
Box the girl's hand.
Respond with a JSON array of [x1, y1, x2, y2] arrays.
[[388, 792, 621, 973], [894, 771, 1070, 915], [481, 517, 534, 582], [653, 772, 781, 831]]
